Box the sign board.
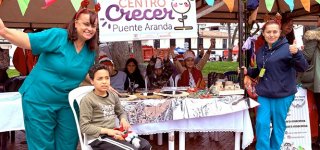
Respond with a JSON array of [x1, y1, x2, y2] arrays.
[[280, 87, 311, 150], [98, 0, 198, 42]]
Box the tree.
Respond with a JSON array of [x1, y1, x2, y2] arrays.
[[226, 23, 238, 61], [106, 41, 143, 70]]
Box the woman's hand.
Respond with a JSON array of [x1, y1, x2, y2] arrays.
[[238, 66, 247, 75], [0, 18, 6, 35], [289, 40, 298, 55], [120, 118, 131, 131], [169, 45, 175, 57]]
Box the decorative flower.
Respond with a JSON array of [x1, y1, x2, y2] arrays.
[[95, 3, 101, 12], [274, 13, 282, 25], [81, 0, 90, 8], [263, 14, 271, 22]]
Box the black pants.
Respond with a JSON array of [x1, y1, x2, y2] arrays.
[[90, 135, 152, 150]]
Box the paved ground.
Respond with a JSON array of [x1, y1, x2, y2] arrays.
[[2, 131, 319, 150], [1, 131, 244, 150]]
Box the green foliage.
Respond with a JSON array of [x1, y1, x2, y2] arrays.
[[202, 61, 238, 75], [7, 69, 20, 78]]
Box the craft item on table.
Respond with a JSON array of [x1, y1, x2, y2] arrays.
[[199, 94, 213, 99], [113, 126, 141, 148], [187, 87, 198, 93], [162, 86, 189, 91], [187, 90, 213, 99], [218, 89, 245, 96], [154, 90, 189, 97], [210, 80, 244, 96], [224, 81, 235, 90], [234, 83, 241, 90], [135, 92, 163, 99], [214, 81, 224, 91], [119, 93, 138, 101], [142, 91, 153, 96], [127, 78, 139, 95]]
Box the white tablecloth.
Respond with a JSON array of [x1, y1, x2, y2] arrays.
[[132, 108, 253, 149], [0, 92, 24, 132], [0, 92, 258, 149]]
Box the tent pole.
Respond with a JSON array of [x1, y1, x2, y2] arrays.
[[238, 0, 244, 89], [239, 0, 251, 108]]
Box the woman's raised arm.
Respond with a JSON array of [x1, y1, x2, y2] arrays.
[[0, 18, 31, 49]]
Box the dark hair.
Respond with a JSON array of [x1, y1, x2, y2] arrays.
[[34, 28, 44, 33], [124, 58, 141, 76], [281, 18, 295, 44], [88, 64, 108, 80], [67, 9, 98, 51], [23, 28, 34, 33]]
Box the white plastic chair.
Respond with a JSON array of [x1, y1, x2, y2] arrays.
[[68, 86, 94, 150], [169, 76, 174, 87], [174, 74, 181, 87]]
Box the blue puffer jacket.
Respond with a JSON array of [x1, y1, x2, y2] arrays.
[[248, 37, 308, 98]]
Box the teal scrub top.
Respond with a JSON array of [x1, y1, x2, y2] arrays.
[[19, 28, 96, 106]]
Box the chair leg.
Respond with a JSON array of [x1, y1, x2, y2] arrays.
[[149, 134, 154, 140], [157, 133, 163, 145], [1, 132, 8, 150], [210, 132, 219, 142], [214, 132, 219, 141], [10, 131, 15, 143]]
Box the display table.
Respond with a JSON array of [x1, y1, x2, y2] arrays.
[[0, 92, 258, 150], [0, 92, 24, 150], [121, 95, 259, 150]]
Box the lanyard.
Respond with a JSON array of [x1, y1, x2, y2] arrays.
[[262, 48, 276, 68]]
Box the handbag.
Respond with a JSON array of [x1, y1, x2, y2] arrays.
[[244, 75, 258, 99]]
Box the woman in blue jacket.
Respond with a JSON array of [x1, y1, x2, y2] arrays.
[[243, 16, 308, 150], [0, 3, 99, 150]]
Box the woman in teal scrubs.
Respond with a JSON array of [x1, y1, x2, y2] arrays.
[[0, 7, 98, 150]]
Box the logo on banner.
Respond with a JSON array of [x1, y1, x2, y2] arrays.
[[171, 0, 193, 30], [97, 0, 197, 42], [98, 0, 195, 32]]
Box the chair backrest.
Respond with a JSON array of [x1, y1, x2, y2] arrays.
[[68, 86, 94, 150], [224, 71, 239, 83], [174, 74, 181, 87], [207, 72, 225, 88], [169, 76, 174, 87]]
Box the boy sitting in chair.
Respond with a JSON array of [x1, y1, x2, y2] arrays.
[[80, 64, 151, 150]]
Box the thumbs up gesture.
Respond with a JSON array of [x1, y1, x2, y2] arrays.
[[0, 18, 5, 34], [289, 40, 299, 55]]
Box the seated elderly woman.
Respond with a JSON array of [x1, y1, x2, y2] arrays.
[[177, 50, 205, 89], [146, 49, 173, 89], [174, 39, 214, 74]]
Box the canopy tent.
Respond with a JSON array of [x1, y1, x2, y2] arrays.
[[0, 0, 95, 28], [196, 0, 320, 25], [0, 0, 318, 28]]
